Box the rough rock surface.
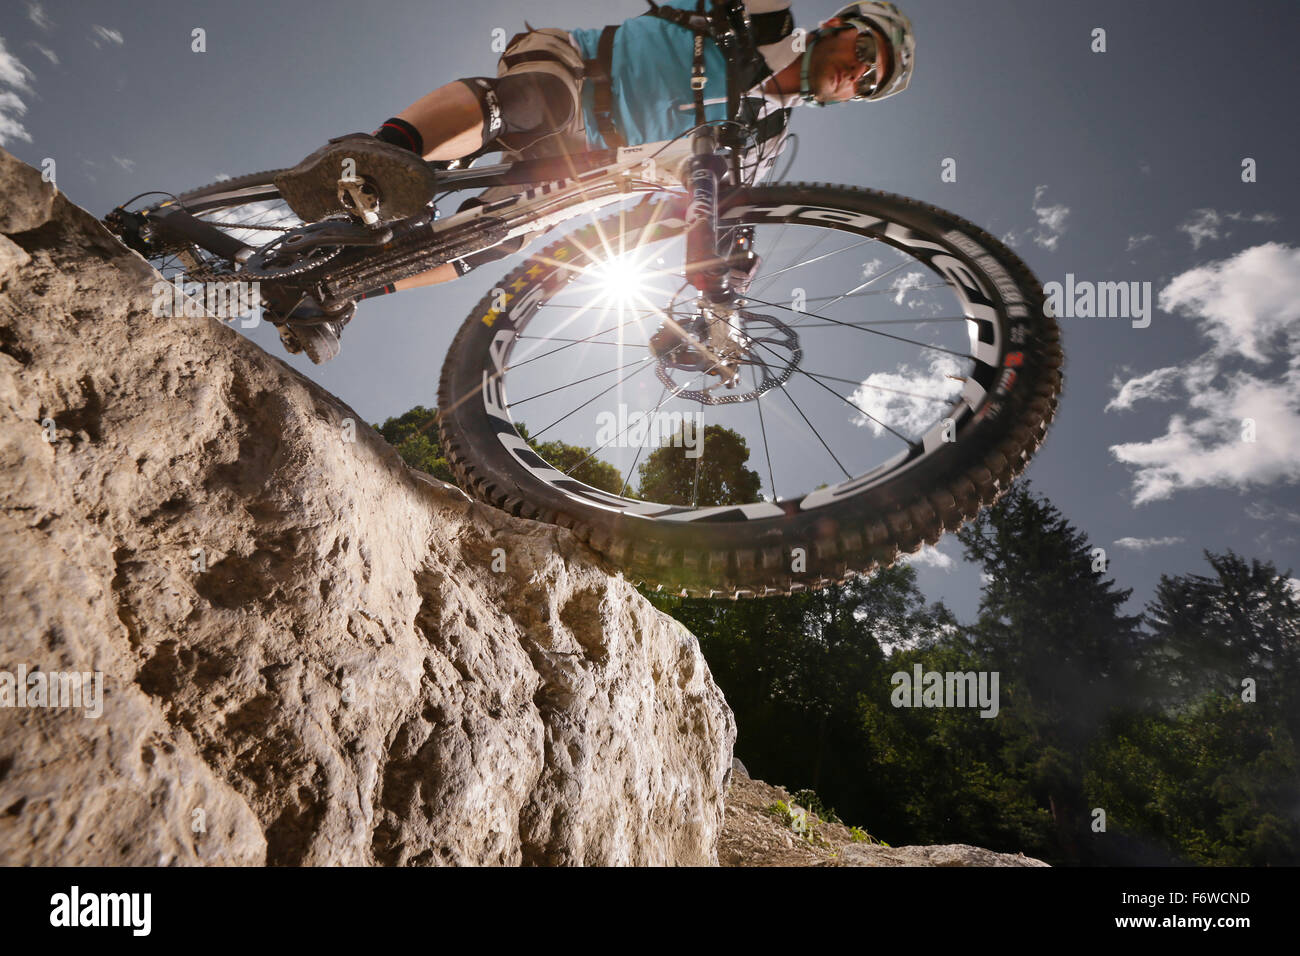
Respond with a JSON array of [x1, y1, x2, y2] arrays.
[[0, 148, 736, 866], [720, 762, 1048, 867]]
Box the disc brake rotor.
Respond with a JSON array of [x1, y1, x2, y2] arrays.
[[654, 309, 802, 406]]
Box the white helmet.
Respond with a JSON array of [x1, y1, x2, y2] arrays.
[[801, 2, 916, 104]]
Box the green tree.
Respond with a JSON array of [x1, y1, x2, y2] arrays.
[[1085, 695, 1300, 865], [636, 424, 762, 506], [1146, 549, 1300, 717], [373, 405, 453, 482], [374, 405, 625, 495], [955, 479, 1149, 863]]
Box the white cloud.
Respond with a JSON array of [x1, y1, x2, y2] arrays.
[[891, 270, 925, 305], [1127, 233, 1155, 252], [999, 187, 1070, 251], [1031, 185, 1069, 251], [850, 351, 964, 439], [1177, 208, 1279, 249], [1106, 364, 1185, 412], [898, 543, 954, 570], [1245, 501, 1300, 524], [1287, 578, 1300, 600], [1158, 241, 1300, 362], [28, 42, 57, 66], [0, 91, 30, 145], [27, 3, 52, 31], [91, 25, 124, 48], [1227, 211, 1280, 224], [0, 37, 34, 146], [1107, 243, 1300, 504], [1113, 536, 1184, 551], [1179, 209, 1222, 249], [0, 36, 34, 90], [112, 155, 135, 172]]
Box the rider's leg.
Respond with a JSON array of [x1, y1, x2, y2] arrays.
[[275, 29, 586, 359], [393, 264, 459, 290], [372, 36, 588, 290], [391, 82, 485, 162]]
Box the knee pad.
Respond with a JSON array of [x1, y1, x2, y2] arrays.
[[458, 73, 575, 151]]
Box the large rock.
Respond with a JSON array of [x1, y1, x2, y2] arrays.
[[0, 148, 735, 866]]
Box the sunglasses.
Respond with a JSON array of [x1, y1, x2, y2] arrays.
[[852, 28, 891, 98]]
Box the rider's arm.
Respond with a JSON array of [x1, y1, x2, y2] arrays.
[[736, 1, 799, 186], [742, 0, 801, 78]]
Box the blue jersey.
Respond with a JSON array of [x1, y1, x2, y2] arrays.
[[570, 1, 735, 149]]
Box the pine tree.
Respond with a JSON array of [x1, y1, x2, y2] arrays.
[[956, 479, 1148, 862], [1146, 549, 1300, 720]]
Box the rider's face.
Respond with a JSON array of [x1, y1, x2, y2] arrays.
[[811, 18, 890, 103]]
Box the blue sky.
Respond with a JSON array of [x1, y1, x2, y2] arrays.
[[3, 0, 1297, 622]]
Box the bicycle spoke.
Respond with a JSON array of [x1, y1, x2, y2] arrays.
[[515, 337, 651, 347], [691, 386, 704, 508], [617, 383, 669, 495], [460, 201, 999, 514], [798, 283, 948, 306], [712, 310, 918, 446], [509, 314, 649, 369], [529, 358, 657, 440], [752, 362, 777, 501], [749, 236, 877, 296], [562, 371, 703, 475], [779, 382, 852, 481], [797, 368, 960, 402], [742, 294, 971, 361], [806, 258, 914, 317], [792, 315, 968, 329], [750, 228, 830, 297], [508, 356, 648, 408]]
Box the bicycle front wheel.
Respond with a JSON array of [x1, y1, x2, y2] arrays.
[[438, 184, 1062, 596]]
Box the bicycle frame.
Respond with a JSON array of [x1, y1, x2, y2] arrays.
[[137, 128, 748, 312]]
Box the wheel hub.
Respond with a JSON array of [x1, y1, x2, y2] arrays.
[[649, 307, 802, 406]]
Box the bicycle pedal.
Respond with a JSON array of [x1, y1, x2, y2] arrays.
[[338, 175, 381, 225], [275, 136, 438, 225]]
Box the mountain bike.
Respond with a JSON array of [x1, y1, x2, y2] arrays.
[[104, 39, 1061, 600]]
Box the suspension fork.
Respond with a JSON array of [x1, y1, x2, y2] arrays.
[[683, 127, 733, 304]]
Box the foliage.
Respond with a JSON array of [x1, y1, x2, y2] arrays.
[[636, 424, 762, 506], [373, 404, 453, 482], [652, 479, 1300, 866], [1085, 694, 1300, 865], [373, 405, 623, 494], [792, 788, 840, 825], [764, 800, 831, 848]]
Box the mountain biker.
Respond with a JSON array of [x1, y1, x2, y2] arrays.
[[272, 1, 915, 363]]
